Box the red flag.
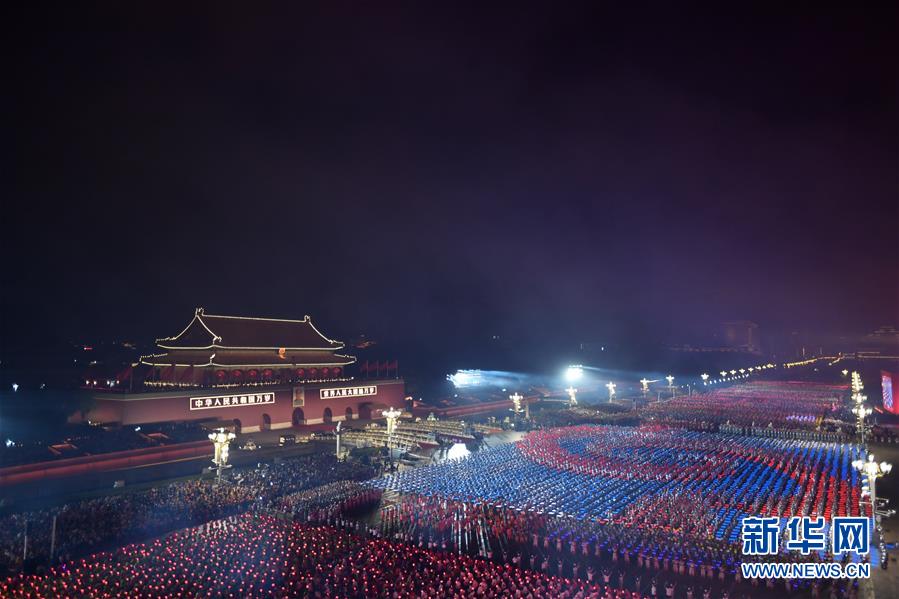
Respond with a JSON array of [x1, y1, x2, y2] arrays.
[[389, 359, 398, 370], [360, 360, 369, 373]]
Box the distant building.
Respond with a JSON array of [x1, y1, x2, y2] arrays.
[[720, 321, 760, 354], [863, 325, 899, 348]]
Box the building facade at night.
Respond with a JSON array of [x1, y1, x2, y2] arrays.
[[74, 309, 405, 433]]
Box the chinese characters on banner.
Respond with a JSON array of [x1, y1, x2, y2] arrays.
[[189, 392, 275, 411], [319, 385, 377, 399]]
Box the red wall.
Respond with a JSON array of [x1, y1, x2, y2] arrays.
[[79, 380, 406, 429]]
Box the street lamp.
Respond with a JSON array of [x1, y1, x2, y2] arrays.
[[719, 371, 727, 378], [851, 372, 864, 393], [565, 386, 578, 407], [853, 454, 893, 544], [701, 373, 709, 386], [509, 391, 531, 418], [665, 375, 675, 399], [335, 420, 342, 459], [606, 381, 616, 402], [852, 405, 873, 445], [208, 427, 236, 482], [510, 392, 524, 416], [383, 406, 402, 448]]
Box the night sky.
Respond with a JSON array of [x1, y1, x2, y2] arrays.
[[5, 4, 897, 362]]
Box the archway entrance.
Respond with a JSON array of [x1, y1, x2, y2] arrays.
[[261, 413, 271, 431], [292, 408, 305, 427], [323, 407, 333, 424], [345, 407, 354, 421], [232, 419, 242, 434]]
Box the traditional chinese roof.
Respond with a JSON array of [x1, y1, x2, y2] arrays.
[[157, 308, 343, 350], [139, 349, 356, 368]]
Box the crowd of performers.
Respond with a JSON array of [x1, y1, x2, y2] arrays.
[[371, 426, 867, 529], [644, 382, 849, 437], [0, 455, 374, 573], [367, 422, 869, 597], [368, 493, 860, 598], [0, 380, 876, 597], [1, 513, 642, 599]]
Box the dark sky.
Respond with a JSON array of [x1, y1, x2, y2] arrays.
[[5, 4, 898, 356]]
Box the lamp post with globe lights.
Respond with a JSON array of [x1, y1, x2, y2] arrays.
[[851, 371, 864, 394], [565, 386, 578, 408], [382, 406, 402, 449], [606, 381, 616, 403], [665, 375, 675, 400], [852, 405, 872, 446], [335, 420, 342, 459], [508, 392, 524, 417], [852, 454, 893, 556], [208, 428, 236, 483]]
